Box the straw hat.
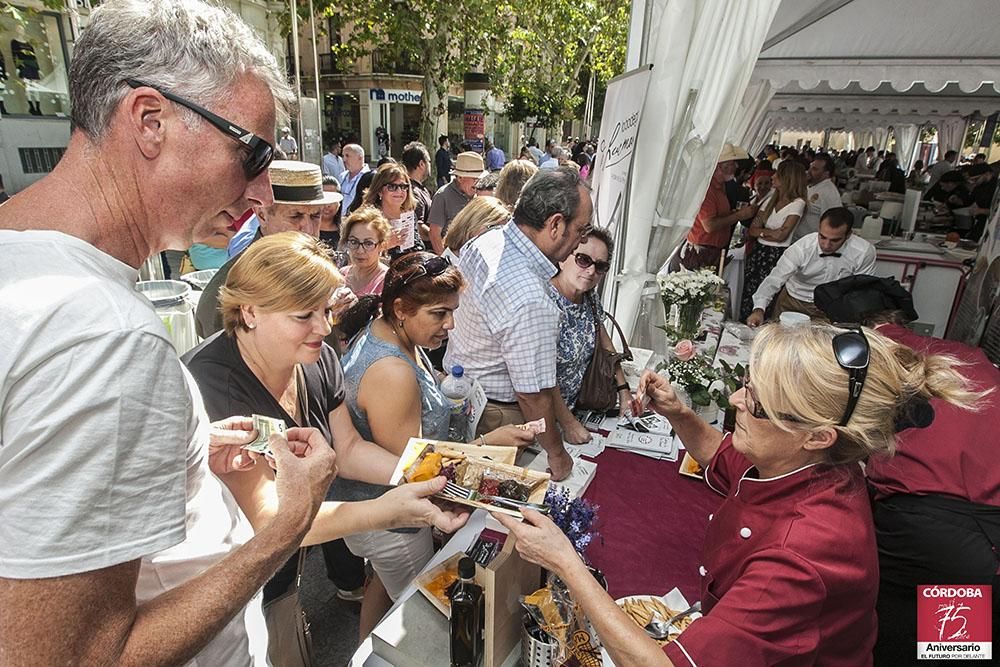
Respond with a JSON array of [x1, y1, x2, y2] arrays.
[[718, 143, 750, 163], [453, 151, 487, 178], [269, 160, 342, 206]]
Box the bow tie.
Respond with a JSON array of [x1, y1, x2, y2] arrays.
[[819, 252, 842, 258]]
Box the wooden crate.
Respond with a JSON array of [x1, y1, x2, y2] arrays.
[[476, 532, 542, 667]]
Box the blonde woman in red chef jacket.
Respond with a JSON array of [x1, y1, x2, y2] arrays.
[[497, 323, 985, 666]]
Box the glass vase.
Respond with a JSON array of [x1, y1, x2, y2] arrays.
[[663, 298, 704, 342]]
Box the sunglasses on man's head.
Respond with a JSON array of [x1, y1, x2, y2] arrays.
[[126, 79, 274, 179], [574, 252, 610, 274], [395, 255, 451, 288]]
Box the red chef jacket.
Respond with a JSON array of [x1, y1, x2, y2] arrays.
[[663, 435, 878, 666], [865, 324, 1000, 506]]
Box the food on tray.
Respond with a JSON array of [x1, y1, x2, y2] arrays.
[[679, 452, 704, 479], [617, 597, 694, 645], [424, 563, 460, 609], [407, 451, 444, 482], [414, 553, 465, 616], [400, 441, 550, 515]]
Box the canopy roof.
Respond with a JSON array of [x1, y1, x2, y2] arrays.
[[753, 0, 1000, 94]]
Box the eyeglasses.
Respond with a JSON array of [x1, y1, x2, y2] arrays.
[[832, 326, 870, 426], [384, 182, 410, 193], [126, 79, 274, 179], [742, 371, 770, 420], [395, 255, 451, 288], [742, 370, 802, 423], [346, 238, 378, 251], [574, 252, 610, 274]]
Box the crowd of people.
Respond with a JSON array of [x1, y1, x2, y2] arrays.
[[0, 2, 997, 667]]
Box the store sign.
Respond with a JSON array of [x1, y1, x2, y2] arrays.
[[368, 88, 422, 105]]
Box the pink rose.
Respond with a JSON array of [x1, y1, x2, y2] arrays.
[[674, 339, 696, 361]]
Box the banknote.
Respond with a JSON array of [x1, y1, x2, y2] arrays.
[[242, 414, 287, 455]]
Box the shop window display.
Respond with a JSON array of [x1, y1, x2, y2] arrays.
[[0, 13, 69, 117]]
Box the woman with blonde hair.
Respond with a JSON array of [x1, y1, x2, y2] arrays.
[[183, 232, 467, 662], [740, 159, 808, 320], [340, 206, 392, 296], [361, 161, 423, 255], [494, 159, 539, 210], [496, 322, 986, 666], [442, 195, 510, 258]]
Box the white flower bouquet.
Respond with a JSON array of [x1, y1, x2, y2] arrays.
[[657, 269, 725, 305]]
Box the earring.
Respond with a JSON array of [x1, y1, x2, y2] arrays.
[[247, 322, 256, 330]]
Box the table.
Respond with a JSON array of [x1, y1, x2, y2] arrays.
[[581, 449, 723, 602], [583, 325, 752, 603]]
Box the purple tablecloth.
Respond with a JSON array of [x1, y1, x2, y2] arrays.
[[582, 448, 723, 603]]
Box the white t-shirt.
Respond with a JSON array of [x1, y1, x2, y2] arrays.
[[135, 370, 267, 667], [0, 231, 188, 577], [759, 197, 806, 248], [793, 179, 842, 242], [0, 231, 265, 665]]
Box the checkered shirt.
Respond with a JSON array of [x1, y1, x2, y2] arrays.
[[444, 222, 560, 401]]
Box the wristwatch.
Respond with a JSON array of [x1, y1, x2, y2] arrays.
[[616, 382, 630, 392]]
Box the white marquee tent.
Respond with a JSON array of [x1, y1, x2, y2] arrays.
[[614, 0, 1000, 346]]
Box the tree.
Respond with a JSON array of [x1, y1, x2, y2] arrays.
[[311, 0, 507, 153], [293, 0, 627, 149], [488, 0, 629, 128]]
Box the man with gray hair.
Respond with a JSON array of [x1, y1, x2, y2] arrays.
[[339, 143, 369, 211], [444, 166, 593, 481], [1, 1, 334, 664]]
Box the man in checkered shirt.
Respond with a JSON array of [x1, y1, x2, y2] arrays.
[[445, 167, 592, 480]]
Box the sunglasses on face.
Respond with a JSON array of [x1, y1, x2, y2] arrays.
[[346, 238, 378, 250], [574, 252, 610, 274], [384, 182, 410, 193], [832, 326, 870, 426], [394, 255, 451, 288], [126, 79, 274, 180]]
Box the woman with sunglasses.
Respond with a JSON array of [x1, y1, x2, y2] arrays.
[[339, 251, 535, 637], [494, 323, 984, 666], [183, 233, 469, 660], [361, 162, 423, 257], [340, 207, 391, 296], [549, 228, 631, 443]]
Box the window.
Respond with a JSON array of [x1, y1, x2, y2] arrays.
[[0, 12, 71, 117]]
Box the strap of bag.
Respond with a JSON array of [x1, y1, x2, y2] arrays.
[[294, 546, 307, 590], [589, 293, 632, 362]]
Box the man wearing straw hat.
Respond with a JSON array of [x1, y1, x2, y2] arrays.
[[428, 150, 485, 254], [196, 160, 346, 339], [668, 143, 758, 273]]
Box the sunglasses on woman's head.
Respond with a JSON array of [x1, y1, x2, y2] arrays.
[[832, 326, 870, 426], [396, 255, 451, 288], [574, 252, 610, 274], [384, 182, 409, 193]]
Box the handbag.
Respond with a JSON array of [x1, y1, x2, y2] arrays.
[[575, 294, 633, 411], [263, 548, 314, 667]]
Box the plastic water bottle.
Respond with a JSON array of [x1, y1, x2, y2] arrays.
[[441, 365, 472, 443]]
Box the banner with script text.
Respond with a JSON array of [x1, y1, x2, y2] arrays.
[[590, 64, 652, 235]]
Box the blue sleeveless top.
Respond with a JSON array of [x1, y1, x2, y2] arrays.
[[333, 323, 451, 502]]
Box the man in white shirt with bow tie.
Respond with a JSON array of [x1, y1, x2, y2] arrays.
[[747, 207, 877, 326]]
